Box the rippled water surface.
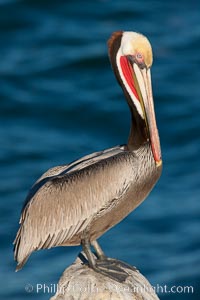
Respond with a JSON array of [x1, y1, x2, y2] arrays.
[[0, 1, 200, 299]]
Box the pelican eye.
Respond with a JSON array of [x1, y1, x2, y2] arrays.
[[126, 54, 146, 69], [136, 52, 144, 63]]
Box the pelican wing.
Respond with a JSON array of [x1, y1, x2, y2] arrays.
[[14, 145, 132, 270]]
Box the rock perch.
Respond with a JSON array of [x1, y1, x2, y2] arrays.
[[50, 253, 159, 300]]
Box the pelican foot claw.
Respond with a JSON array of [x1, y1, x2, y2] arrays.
[[104, 257, 137, 272], [93, 258, 130, 283]]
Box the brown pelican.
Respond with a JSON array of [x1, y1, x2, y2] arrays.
[[14, 31, 162, 277]]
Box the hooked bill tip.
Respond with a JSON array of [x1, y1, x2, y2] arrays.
[[156, 160, 162, 168]]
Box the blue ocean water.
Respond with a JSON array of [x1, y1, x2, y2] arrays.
[[0, 0, 200, 299]]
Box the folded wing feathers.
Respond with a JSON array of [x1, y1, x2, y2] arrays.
[[14, 145, 127, 269]]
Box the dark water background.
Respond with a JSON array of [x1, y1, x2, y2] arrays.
[[0, 0, 200, 299]]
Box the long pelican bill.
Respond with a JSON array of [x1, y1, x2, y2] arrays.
[[120, 56, 162, 167]]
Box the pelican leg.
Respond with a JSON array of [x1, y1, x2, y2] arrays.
[[91, 240, 106, 260], [81, 238, 96, 268], [81, 238, 129, 282]]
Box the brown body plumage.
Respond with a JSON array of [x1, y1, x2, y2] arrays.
[[14, 31, 162, 271]]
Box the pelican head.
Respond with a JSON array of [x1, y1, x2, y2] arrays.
[[108, 31, 162, 167]]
